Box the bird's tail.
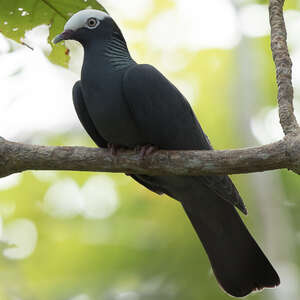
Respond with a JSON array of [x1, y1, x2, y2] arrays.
[[180, 193, 280, 297]]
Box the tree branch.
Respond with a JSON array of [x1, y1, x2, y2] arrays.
[[1, 137, 300, 178], [1, 0, 300, 179], [269, 0, 299, 135]]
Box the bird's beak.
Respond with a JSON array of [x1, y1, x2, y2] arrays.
[[53, 29, 74, 44]]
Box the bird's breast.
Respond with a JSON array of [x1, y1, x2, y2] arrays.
[[81, 72, 144, 148]]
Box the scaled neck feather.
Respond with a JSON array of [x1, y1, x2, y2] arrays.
[[105, 28, 135, 71]]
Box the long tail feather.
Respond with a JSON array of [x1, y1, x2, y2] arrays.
[[181, 191, 280, 297]]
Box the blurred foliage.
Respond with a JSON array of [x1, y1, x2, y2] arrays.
[[0, 0, 105, 67], [0, 0, 300, 300]]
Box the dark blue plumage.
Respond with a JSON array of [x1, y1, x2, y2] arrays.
[[54, 9, 280, 297]]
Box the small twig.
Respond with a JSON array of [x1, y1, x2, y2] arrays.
[[21, 41, 34, 51], [269, 0, 299, 135]]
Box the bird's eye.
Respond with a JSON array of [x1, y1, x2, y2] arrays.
[[87, 17, 99, 28]]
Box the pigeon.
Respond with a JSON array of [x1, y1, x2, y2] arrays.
[[54, 9, 280, 297]]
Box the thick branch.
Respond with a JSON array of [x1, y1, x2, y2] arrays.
[[1, 137, 300, 178], [269, 0, 299, 135]]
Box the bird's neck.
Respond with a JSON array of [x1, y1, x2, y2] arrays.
[[104, 28, 135, 71], [83, 27, 135, 72]]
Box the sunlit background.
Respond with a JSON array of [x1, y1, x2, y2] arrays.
[[1, 0, 300, 299]]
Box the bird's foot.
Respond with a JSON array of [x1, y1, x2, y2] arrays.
[[107, 143, 121, 156], [135, 144, 158, 159]]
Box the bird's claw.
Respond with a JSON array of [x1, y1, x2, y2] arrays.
[[138, 144, 158, 159], [109, 143, 157, 158], [108, 143, 119, 156]]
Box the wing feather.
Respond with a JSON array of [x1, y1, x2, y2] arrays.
[[122, 64, 247, 214], [73, 81, 108, 148]]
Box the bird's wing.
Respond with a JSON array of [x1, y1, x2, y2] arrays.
[[129, 174, 166, 195], [123, 64, 211, 150], [73, 81, 108, 148], [73, 81, 166, 195], [200, 175, 247, 214], [122, 64, 247, 214]]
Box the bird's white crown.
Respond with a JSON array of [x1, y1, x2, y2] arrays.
[[64, 9, 109, 31]]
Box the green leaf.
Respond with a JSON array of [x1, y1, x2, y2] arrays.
[[0, 0, 106, 67]]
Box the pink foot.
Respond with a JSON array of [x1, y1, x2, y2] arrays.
[[138, 144, 158, 159], [108, 143, 119, 156]]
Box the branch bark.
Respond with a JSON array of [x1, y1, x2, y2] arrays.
[[269, 0, 299, 135], [1, 136, 300, 178], [1, 0, 300, 179]]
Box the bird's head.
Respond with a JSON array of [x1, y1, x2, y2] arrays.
[[53, 9, 112, 46]]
